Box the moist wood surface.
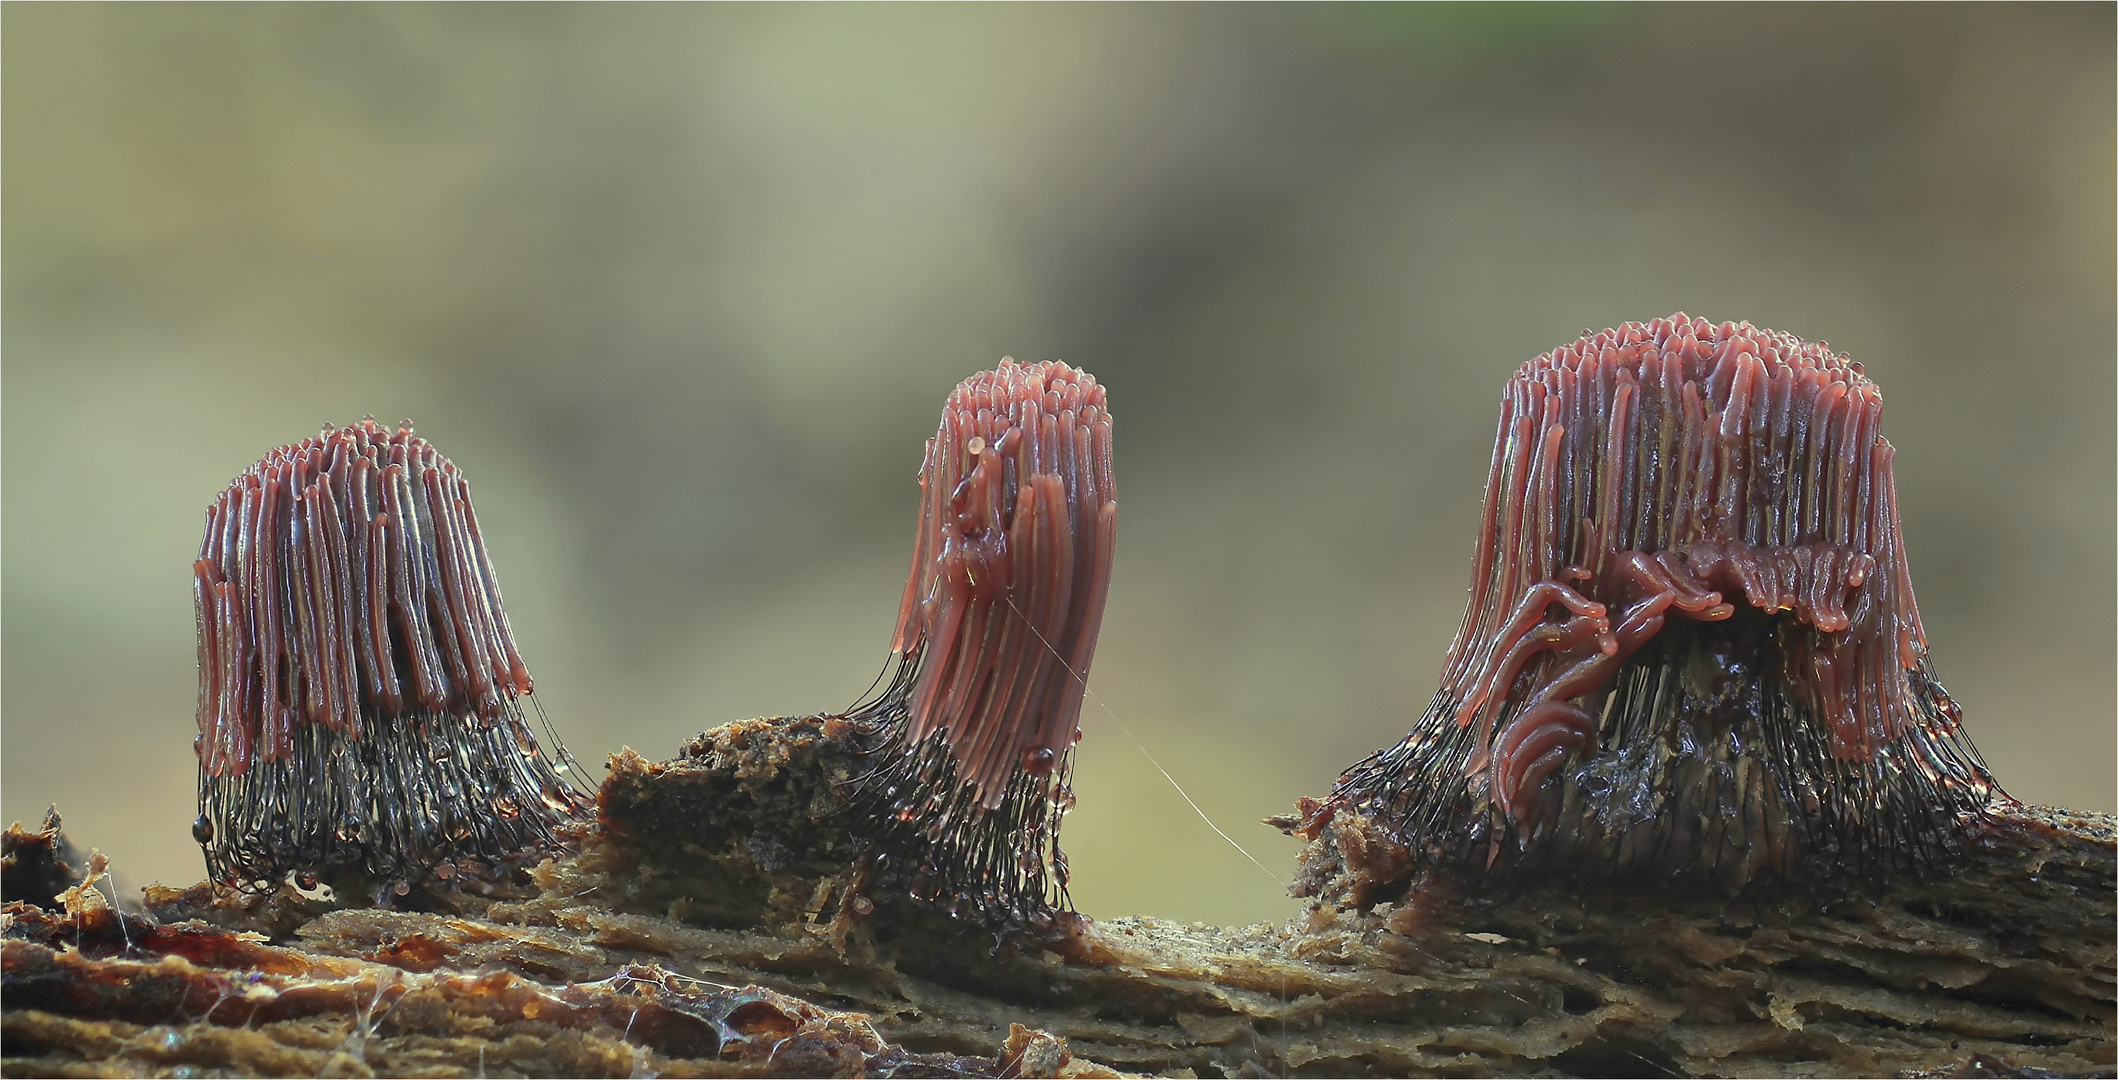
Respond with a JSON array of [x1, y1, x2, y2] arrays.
[[4, 716, 2112, 1078]]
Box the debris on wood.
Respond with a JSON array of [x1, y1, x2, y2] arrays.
[[5, 715, 2112, 1077]]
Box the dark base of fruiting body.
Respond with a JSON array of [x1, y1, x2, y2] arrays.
[[842, 723, 1076, 932], [595, 714, 1093, 964], [664, 652, 1083, 933], [1297, 609, 1999, 905], [830, 652, 1084, 931], [592, 715, 1117, 1040], [196, 702, 591, 903]]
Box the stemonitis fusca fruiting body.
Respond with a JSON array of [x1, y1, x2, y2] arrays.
[[1299, 315, 2000, 896], [841, 358, 1117, 927], [193, 417, 588, 899]]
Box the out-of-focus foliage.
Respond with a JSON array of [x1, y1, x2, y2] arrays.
[[4, 5, 2111, 925]]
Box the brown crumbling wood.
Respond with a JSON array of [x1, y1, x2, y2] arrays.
[[4, 715, 2112, 1078]]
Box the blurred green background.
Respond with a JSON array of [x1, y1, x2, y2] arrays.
[[4, 4, 2112, 926]]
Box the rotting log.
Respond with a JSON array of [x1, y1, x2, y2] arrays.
[[4, 715, 2112, 1078]]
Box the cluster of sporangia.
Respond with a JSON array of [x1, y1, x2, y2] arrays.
[[844, 359, 1116, 923], [1321, 314, 1999, 891], [193, 317, 1999, 919], [192, 418, 591, 898]]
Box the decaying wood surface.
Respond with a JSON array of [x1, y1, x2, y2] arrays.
[[4, 714, 2113, 1078]]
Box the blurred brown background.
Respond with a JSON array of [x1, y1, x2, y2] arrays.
[[4, 4, 2111, 926]]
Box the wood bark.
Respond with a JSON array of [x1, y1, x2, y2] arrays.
[[3, 715, 2111, 1078]]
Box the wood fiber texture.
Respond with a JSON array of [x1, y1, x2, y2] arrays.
[[6, 716, 2110, 1078]]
